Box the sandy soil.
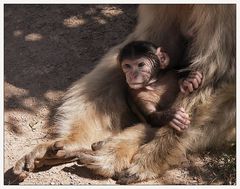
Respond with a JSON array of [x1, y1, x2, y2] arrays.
[[4, 4, 236, 185]]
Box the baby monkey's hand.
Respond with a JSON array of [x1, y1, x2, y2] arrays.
[[179, 71, 203, 94], [169, 107, 190, 132]]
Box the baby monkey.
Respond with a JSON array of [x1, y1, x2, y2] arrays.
[[119, 41, 203, 132]]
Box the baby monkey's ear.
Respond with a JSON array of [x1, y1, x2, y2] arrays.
[[116, 51, 121, 65], [155, 47, 170, 69], [117, 50, 123, 71]]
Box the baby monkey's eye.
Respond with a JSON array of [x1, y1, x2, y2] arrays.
[[124, 64, 131, 69], [138, 62, 145, 68]]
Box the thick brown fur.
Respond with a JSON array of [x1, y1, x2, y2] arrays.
[[13, 5, 236, 184]]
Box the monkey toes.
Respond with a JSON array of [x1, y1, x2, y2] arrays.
[[13, 155, 32, 181], [49, 141, 66, 157], [13, 140, 68, 180]]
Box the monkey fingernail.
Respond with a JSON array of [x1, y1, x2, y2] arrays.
[[174, 125, 181, 131], [91, 141, 104, 151], [180, 86, 186, 93], [179, 107, 185, 111], [178, 128, 184, 132], [181, 125, 186, 129], [25, 163, 34, 172], [18, 171, 29, 182], [56, 150, 66, 157], [53, 141, 64, 150]]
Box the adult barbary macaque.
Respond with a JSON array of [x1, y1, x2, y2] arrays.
[[119, 41, 202, 131], [13, 5, 235, 184]]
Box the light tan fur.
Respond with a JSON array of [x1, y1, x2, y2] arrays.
[[13, 5, 235, 184]]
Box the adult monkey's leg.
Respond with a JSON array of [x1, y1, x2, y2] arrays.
[[64, 123, 155, 178], [13, 117, 114, 180]]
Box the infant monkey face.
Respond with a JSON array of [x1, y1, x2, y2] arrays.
[[122, 57, 152, 89]]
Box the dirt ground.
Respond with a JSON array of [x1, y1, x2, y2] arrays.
[[4, 4, 236, 185]]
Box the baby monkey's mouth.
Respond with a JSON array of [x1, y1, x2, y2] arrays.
[[128, 82, 145, 89], [128, 78, 157, 90]]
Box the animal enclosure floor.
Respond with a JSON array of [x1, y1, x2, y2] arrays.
[[4, 4, 235, 185]]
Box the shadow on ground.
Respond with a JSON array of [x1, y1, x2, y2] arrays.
[[62, 165, 106, 180], [4, 4, 137, 113], [4, 4, 137, 133]]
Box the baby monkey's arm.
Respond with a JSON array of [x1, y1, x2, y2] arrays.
[[138, 101, 190, 132], [147, 107, 190, 132]]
